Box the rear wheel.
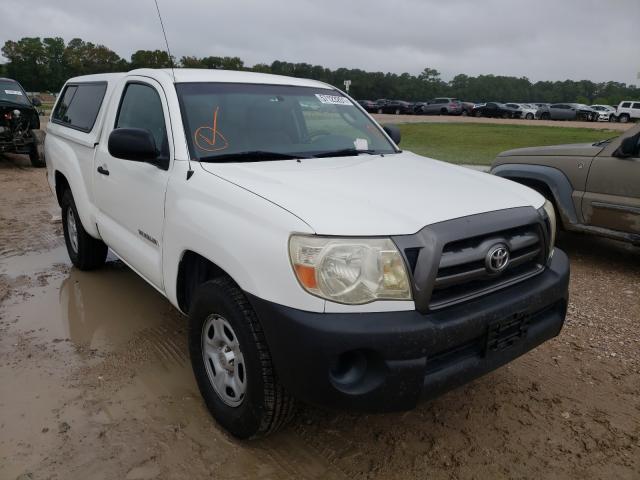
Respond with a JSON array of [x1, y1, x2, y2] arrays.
[[608, 114, 617, 122], [540, 112, 550, 120], [525, 113, 534, 120], [394, 108, 401, 115], [189, 277, 295, 439], [61, 190, 108, 270]]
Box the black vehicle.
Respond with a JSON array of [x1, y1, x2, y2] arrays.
[[473, 102, 522, 119], [357, 100, 379, 113], [0, 78, 45, 167], [377, 100, 415, 115]]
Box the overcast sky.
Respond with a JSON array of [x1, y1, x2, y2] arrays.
[[1, 0, 638, 84]]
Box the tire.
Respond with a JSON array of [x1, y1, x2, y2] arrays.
[[619, 114, 629, 123], [474, 110, 482, 117], [394, 108, 400, 115], [525, 113, 534, 120], [61, 190, 108, 270], [540, 112, 550, 120], [29, 130, 45, 167], [377, 108, 383, 114], [461, 110, 468, 116], [440, 108, 448, 115], [189, 277, 295, 439], [609, 114, 617, 123]]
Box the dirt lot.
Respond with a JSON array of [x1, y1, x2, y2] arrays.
[[372, 113, 635, 131], [1, 153, 638, 480]]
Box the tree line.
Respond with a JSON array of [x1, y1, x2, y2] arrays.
[[1, 36, 638, 105]]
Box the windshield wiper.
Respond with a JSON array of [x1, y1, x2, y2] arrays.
[[198, 151, 310, 163], [311, 148, 382, 158], [593, 136, 617, 146]]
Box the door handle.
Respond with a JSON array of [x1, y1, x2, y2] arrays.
[[97, 166, 110, 176]]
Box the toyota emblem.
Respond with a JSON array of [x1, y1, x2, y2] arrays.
[[486, 244, 510, 273]]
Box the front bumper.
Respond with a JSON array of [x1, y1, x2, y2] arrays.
[[248, 249, 570, 412]]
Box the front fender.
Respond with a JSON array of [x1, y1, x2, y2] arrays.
[[491, 164, 578, 226], [162, 163, 325, 313]]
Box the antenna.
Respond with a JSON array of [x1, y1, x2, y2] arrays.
[[153, 0, 194, 179]]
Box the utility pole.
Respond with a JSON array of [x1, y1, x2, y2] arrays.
[[344, 80, 351, 94]]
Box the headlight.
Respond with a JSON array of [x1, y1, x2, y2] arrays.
[[542, 200, 557, 259], [289, 235, 412, 304]]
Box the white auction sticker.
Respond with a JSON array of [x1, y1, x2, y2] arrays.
[[315, 94, 352, 106], [4, 90, 23, 96], [354, 138, 369, 150]]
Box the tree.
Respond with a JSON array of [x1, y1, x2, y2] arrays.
[[1, 37, 46, 90], [130, 49, 174, 69]]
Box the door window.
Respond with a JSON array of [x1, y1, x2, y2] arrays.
[[116, 83, 168, 154]]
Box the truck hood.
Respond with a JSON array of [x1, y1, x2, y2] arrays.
[[498, 142, 604, 158], [199, 151, 544, 236]]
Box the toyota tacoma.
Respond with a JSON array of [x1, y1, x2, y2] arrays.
[[45, 69, 569, 439]]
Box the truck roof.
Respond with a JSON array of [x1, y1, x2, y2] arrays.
[[66, 68, 333, 90]]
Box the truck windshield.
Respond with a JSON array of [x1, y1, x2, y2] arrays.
[[176, 83, 397, 162], [0, 80, 30, 106]]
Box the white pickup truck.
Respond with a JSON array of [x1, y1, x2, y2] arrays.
[[45, 69, 569, 439]]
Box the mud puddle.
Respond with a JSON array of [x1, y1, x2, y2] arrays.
[[1, 249, 348, 479]]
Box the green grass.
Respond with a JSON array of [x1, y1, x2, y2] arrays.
[[397, 123, 617, 165]]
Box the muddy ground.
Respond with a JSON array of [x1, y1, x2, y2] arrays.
[[0, 153, 638, 480]]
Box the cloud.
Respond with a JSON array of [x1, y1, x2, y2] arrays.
[[1, 0, 638, 84]]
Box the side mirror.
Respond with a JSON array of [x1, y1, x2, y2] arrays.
[[383, 124, 401, 145], [613, 133, 640, 158], [108, 128, 167, 168]]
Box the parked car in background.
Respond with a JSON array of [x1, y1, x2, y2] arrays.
[[374, 99, 390, 113], [506, 103, 537, 120], [0, 77, 46, 167], [492, 124, 640, 245], [615, 100, 640, 123], [536, 103, 597, 121], [357, 100, 379, 113], [473, 102, 521, 118], [378, 100, 415, 115], [590, 105, 617, 122], [459, 101, 475, 116], [415, 98, 462, 115]]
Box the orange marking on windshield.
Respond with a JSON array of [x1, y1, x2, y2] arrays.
[[194, 107, 229, 152]]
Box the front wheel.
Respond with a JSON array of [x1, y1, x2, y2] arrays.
[[525, 113, 534, 120], [61, 190, 108, 270], [29, 130, 45, 167], [618, 114, 630, 123], [189, 277, 295, 439]]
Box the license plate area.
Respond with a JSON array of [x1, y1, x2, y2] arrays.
[[485, 311, 530, 355]]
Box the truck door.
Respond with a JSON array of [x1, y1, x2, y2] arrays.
[[93, 77, 173, 290], [582, 136, 640, 235]]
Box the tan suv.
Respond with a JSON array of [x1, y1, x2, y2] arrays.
[[491, 124, 640, 245]]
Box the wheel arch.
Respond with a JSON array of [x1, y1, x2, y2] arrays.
[[54, 170, 71, 206], [176, 250, 238, 315], [491, 163, 578, 227]]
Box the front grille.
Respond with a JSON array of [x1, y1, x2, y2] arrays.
[[429, 224, 545, 309], [392, 207, 550, 314], [429, 225, 544, 310]]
